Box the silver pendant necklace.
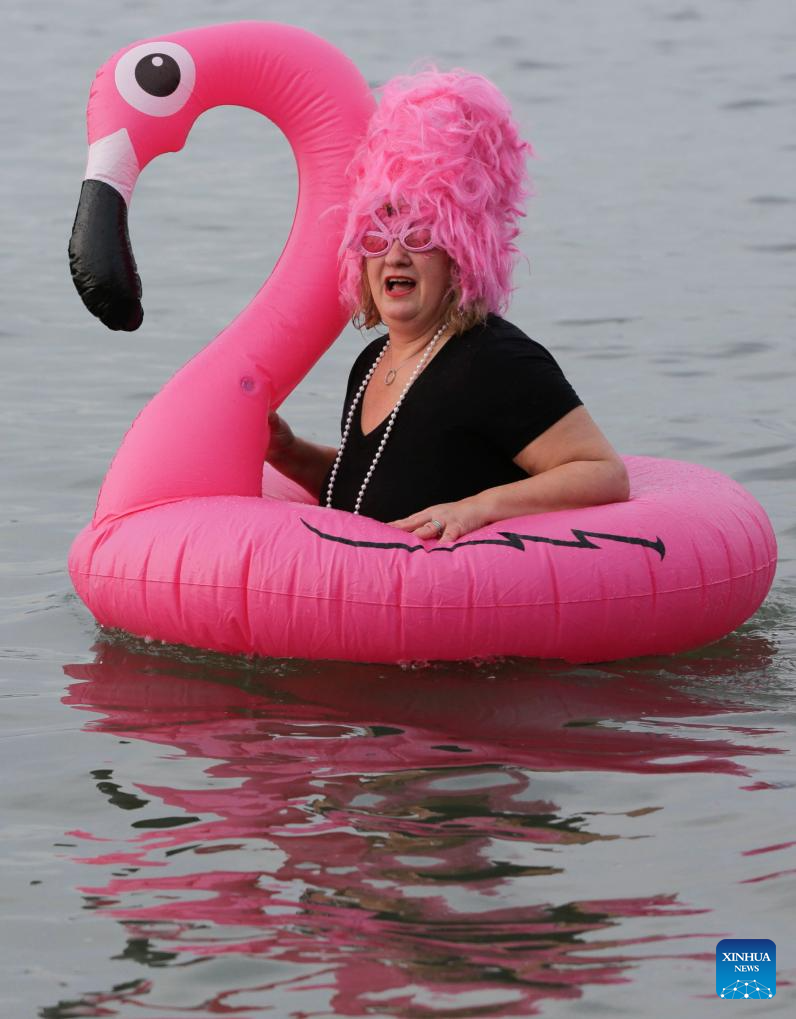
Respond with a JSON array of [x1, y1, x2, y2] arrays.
[[384, 347, 423, 385], [325, 322, 447, 515]]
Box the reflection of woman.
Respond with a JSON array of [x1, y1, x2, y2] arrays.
[[267, 70, 629, 542]]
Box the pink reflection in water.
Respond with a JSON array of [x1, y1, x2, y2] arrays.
[[57, 639, 778, 1016]]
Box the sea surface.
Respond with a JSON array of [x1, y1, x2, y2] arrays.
[[2, 1, 794, 1016]]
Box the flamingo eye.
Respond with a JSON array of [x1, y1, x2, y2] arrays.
[[115, 41, 195, 117], [135, 53, 180, 97]]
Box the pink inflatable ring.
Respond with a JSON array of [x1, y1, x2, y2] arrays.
[[68, 23, 777, 663]]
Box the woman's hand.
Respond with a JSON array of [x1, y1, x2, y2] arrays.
[[266, 411, 296, 464], [389, 496, 492, 543], [265, 412, 338, 499]]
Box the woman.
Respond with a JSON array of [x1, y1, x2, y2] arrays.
[[267, 69, 629, 543]]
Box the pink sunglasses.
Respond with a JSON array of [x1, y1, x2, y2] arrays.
[[354, 220, 437, 258]]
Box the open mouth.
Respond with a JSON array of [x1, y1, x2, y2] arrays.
[[385, 276, 416, 295]]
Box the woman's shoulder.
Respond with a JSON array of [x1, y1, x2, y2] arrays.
[[458, 315, 582, 433], [462, 314, 560, 365]]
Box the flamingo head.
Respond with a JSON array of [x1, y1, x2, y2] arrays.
[[69, 36, 203, 331], [68, 23, 376, 340]]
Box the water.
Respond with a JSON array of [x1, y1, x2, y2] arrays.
[[2, 0, 794, 1015]]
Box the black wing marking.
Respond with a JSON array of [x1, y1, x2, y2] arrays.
[[300, 519, 665, 560]]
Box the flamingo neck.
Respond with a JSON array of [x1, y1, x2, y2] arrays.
[[181, 22, 373, 404]]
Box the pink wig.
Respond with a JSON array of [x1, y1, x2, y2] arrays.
[[339, 68, 532, 317]]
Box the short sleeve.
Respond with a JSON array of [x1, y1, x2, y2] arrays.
[[469, 326, 582, 458]]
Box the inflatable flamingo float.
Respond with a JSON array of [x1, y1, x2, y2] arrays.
[[68, 23, 777, 663]]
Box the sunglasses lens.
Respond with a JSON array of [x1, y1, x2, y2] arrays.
[[404, 226, 433, 250], [361, 233, 389, 255]]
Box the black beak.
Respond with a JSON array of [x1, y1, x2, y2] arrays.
[[68, 179, 144, 331]]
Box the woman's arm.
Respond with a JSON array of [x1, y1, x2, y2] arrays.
[[266, 412, 338, 499], [389, 407, 629, 541]]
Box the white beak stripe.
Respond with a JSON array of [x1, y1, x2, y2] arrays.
[[84, 129, 140, 207]]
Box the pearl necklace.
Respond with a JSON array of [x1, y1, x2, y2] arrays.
[[325, 322, 447, 515]]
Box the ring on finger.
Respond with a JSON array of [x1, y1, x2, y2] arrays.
[[429, 518, 444, 537]]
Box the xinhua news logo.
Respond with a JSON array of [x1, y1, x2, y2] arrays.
[[716, 939, 776, 999]]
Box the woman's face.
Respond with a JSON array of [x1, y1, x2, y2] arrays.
[[365, 240, 452, 339]]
